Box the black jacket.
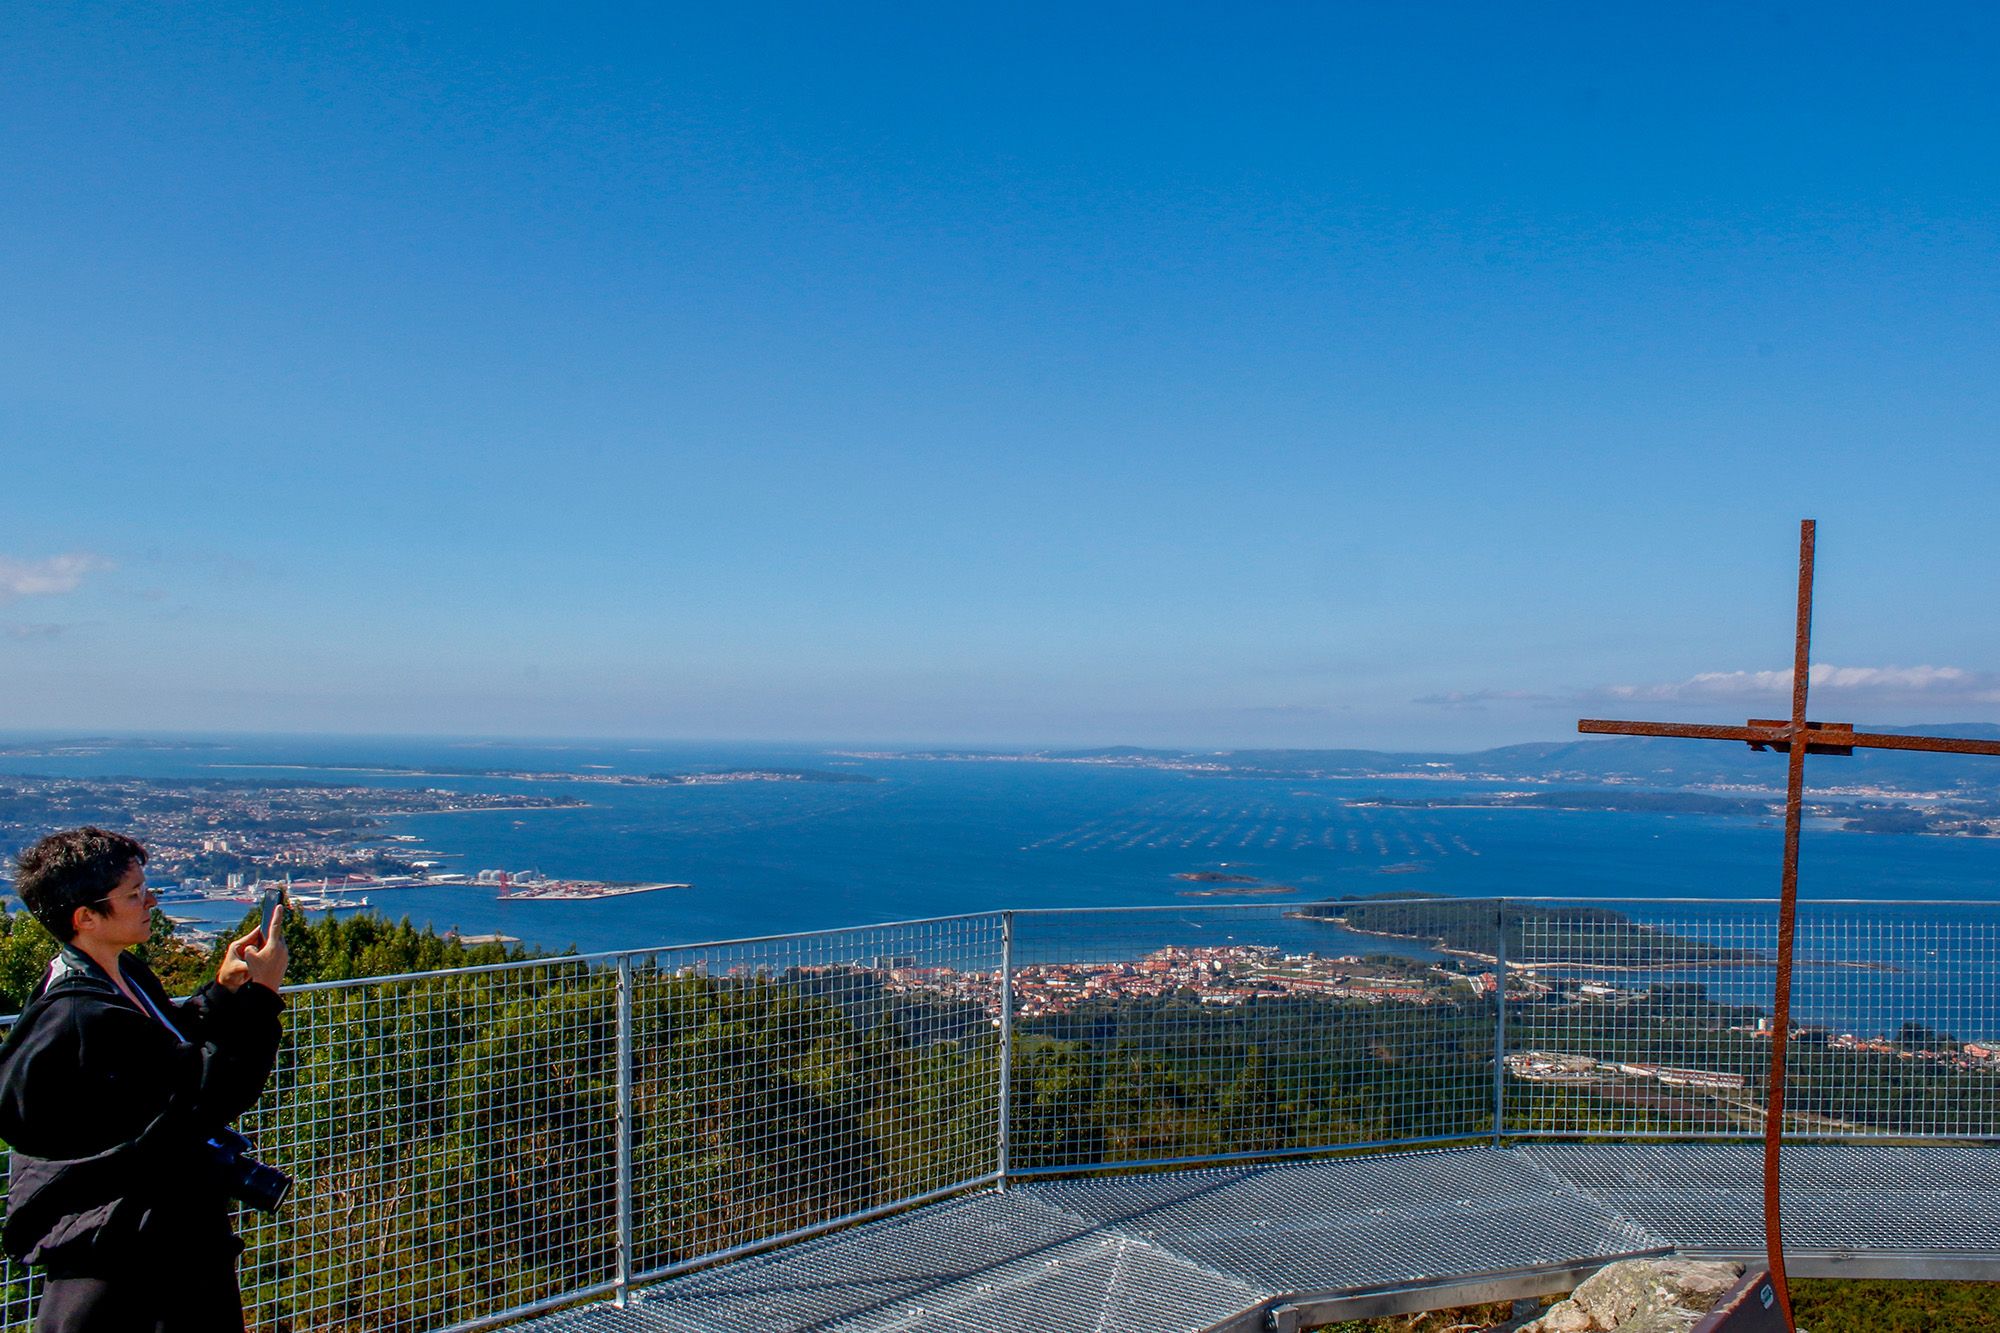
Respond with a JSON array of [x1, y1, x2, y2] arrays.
[[0, 946, 283, 1274]]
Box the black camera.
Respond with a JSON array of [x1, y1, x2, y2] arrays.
[[205, 1128, 293, 1214]]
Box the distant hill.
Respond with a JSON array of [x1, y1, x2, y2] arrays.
[[950, 725, 2000, 793], [1224, 727, 2000, 790]]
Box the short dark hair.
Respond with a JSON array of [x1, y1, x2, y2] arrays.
[[13, 827, 148, 942]]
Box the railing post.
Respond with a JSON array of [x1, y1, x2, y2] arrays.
[[614, 954, 634, 1307], [1492, 899, 1508, 1146], [997, 911, 1015, 1191]]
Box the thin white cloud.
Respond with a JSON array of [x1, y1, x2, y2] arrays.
[[1414, 689, 1557, 709], [3, 623, 70, 640], [0, 553, 113, 604], [1233, 703, 1346, 718], [1596, 663, 2000, 706]]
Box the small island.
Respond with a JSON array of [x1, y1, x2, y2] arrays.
[[1178, 883, 1301, 898], [1173, 870, 1301, 897], [1296, 894, 1762, 970]]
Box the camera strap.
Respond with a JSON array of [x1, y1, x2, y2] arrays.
[[120, 966, 187, 1042]]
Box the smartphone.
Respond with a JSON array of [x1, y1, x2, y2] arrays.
[[259, 888, 287, 942]]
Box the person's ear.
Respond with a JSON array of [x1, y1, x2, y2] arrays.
[[70, 904, 97, 939]]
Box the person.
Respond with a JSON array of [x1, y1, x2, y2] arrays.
[[0, 827, 288, 1333]]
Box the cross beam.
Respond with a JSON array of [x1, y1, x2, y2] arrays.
[[1576, 519, 2000, 1331], [1579, 718, 2000, 759]]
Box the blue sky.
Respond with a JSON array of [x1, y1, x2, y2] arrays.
[[4, 2, 1998, 748]]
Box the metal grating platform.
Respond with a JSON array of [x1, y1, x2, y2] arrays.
[[501, 1144, 2000, 1332], [1522, 1142, 2000, 1280], [501, 1148, 1667, 1333], [1022, 1149, 1666, 1294]]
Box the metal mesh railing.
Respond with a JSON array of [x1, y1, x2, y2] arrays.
[[236, 958, 623, 1332], [1502, 899, 2000, 1142], [998, 897, 2000, 1172], [1004, 902, 1503, 1174], [0, 897, 1995, 1331], [0, 954, 627, 1333], [620, 915, 1006, 1283], [0, 914, 1005, 1333]]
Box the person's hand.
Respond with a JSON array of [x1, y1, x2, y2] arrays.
[[219, 926, 289, 993], [244, 924, 289, 993], [217, 931, 259, 990]]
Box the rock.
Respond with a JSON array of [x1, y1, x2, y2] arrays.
[[1617, 1312, 1703, 1333], [1519, 1258, 1745, 1332], [1522, 1302, 1598, 1332], [1649, 1259, 1747, 1308]]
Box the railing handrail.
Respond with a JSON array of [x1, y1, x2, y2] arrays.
[[1008, 896, 2000, 913]]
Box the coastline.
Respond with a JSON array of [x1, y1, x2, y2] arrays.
[[1314, 919, 1894, 974], [390, 804, 590, 816]]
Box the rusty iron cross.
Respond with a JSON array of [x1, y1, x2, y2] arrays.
[[1578, 519, 2000, 1331]]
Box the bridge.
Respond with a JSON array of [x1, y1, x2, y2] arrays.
[[3, 897, 1995, 1331]]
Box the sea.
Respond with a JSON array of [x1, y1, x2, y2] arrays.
[[5, 734, 1999, 963]]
